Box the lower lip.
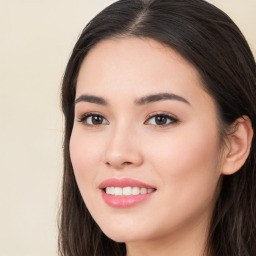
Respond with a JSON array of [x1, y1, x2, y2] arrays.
[[101, 190, 155, 208]]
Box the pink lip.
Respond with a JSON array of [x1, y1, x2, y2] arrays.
[[99, 178, 155, 189], [99, 178, 156, 208]]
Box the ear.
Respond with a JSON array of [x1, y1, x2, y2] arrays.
[[222, 116, 253, 175]]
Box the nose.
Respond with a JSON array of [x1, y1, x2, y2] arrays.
[[103, 125, 143, 170]]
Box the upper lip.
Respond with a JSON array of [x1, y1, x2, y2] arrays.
[[99, 178, 156, 189]]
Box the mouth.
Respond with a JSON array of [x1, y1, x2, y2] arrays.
[[99, 178, 156, 208]]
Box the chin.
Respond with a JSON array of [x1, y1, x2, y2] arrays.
[[99, 222, 155, 243], [103, 231, 142, 243]]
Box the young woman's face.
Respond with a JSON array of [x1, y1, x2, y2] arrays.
[[70, 38, 225, 244]]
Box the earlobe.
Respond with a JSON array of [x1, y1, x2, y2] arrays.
[[222, 116, 253, 175]]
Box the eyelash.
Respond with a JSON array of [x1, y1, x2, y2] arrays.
[[77, 112, 179, 128]]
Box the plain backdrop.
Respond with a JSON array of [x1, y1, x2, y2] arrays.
[[0, 1, 255, 255]]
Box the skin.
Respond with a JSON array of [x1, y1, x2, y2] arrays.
[[69, 37, 251, 256]]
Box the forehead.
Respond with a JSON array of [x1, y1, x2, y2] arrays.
[[76, 37, 210, 106]]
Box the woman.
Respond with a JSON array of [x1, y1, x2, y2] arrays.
[[59, 0, 256, 255]]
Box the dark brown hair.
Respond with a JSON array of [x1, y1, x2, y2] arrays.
[[59, 0, 256, 255]]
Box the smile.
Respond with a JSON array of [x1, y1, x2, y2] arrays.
[[99, 178, 156, 208]]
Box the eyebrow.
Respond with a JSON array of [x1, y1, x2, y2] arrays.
[[75, 95, 108, 105], [75, 93, 190, 106], [135, 93, 190, 105]]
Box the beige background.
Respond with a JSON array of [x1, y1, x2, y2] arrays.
[[0, 1, 255, 255]]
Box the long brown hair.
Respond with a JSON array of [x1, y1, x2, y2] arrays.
[[59, 0, 256, 255]]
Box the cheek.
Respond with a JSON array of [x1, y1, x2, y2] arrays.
[[69, 129, 102, 195], [150, 122, 220, 173], [140, 125, 222, 234], [146, 123, 221, 203], [70, 126, 104, 166]]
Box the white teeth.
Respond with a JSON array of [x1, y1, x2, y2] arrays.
[[114, 187, 122, 196], [132, 187, 140, 195], [106, 187, 111, 194], [140, 188, 147, 194], [110, 187, 115, 195], [123, 187, 132, 195], [105, 186, 155, 196]]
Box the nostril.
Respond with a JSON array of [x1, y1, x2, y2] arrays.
[[122, 161, 132, 166], [105, 161, 133, 168]]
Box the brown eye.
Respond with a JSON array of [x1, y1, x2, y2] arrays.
[[155, 115, 168, 125], [91, 115, 104, 125], [78, 114, 109, 126], [145, 114, 178, 127]]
